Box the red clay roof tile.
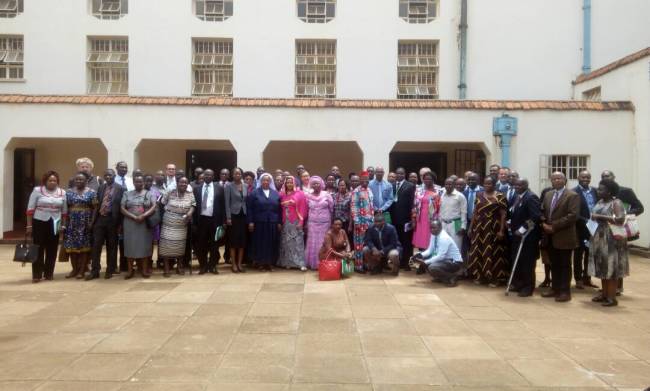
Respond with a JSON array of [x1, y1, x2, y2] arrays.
[[574, 47, 650, 84]]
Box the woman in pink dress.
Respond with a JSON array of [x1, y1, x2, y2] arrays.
[[279, 176, 308, 270], [304, 176, 334, 269], [412, 171, 441, 250]]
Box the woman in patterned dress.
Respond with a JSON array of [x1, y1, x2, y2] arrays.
[[468, 176, 507, 286], [589, 179, 629, 307], [158, 177, 196, 277], [411, 171, 440, 250], [304, 176, 334, 270], [333, 179, 353, 246], [63, 172, 97, 280], [319, 217, 353, 261], [278, 176, 308, 270], [351, 171, 374, 272]]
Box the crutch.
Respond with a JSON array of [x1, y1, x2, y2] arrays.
[[505, 221, 534, 296]]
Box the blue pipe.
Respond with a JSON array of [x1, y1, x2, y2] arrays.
[[458, 0, 468, 98], [582, 0, 591, 74]]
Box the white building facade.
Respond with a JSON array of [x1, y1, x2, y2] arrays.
[[1, 0, 649, 245]]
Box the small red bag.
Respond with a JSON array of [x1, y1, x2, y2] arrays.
[[318, 250, 341, 281]]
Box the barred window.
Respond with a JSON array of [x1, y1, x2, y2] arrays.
[[397, 41, 438, 99], [0, 0, 23, 18], [0, 36, 24, 81], [539, 154, 589, 189], [192, 39, 233, 96], [87, 37, 128, 95], [295, 40, 336, 98], [297, 0, 335, 23], [399, 0, 437, 24], [91, 0, 128, 20], [195, 0, 233, 22]]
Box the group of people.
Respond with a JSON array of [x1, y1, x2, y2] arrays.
[[25, 158, 643, 307]]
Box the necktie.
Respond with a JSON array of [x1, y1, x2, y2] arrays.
[[202, 184, 209, 211], [120, 176, 126, 187], [433, 235, 438, 256], [377, 183, 384, 208], [377, 227, 384, 250], [468, 190, 475, 216], [550, 190, 560, 218]]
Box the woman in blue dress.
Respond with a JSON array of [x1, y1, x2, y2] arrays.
[[63, 172, 97, 279], [247, 173, 282, 271]]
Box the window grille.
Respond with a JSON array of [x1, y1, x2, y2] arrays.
[[87, 38, 128, 95], [91, 0, 128, 20], [397, 41, 438, 99], [195, 0, 233, 22], [297, 0, 335, 23], [539, 154, 589, 189], [0, 0, 23, 18], [582, 86, 601, 101], [0, 36, 24, 80], [192, 39, 233, 96], [399, 0, 437, 23], [295, 40, 336, 98]]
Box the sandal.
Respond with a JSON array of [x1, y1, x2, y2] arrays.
[[591, 294, 606, 303]]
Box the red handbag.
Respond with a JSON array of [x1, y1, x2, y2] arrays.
[[318, 249, 341, 281]]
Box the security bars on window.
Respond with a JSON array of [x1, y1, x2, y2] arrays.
[[192, 39, 233, 96], [0, 0, 22, 18], [297, 0, 335, 23], [87, 38, 128, 95], [295, 40, 336, 98], [397, 41, 438, 99], [539, 154, 590, 189], [195, 0, 233, 21], [399, 0, 437, 23], [0, 36, 23, 80], [92, 0, 128, 20]]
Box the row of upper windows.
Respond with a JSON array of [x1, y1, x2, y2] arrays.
[[0, 0, 438, 23], [0, 35, 439, 100]]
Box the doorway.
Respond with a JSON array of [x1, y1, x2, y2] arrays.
[[13, 148, 35, 229], [186, 149, 238, 179], [389, 152, 447, 185]]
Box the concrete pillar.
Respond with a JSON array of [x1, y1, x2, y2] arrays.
[[0, 135, 12, 238], [102, 136, 139, 174], [231, 137, 267, 171], [359, 139, 393, 172]]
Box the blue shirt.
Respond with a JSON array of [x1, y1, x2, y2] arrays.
[[578, 185, 596, 212], [421, 230, 463, 264], [368, 179, 394, 212]]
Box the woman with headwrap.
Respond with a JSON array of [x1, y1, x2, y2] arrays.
[[278, 176, 308, 270], [246, 172, 282, 271], [304, 176, 334, 269]]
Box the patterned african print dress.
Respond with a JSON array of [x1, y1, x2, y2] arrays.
[[351, 187, 374, 270], [278, 190, 308, 269], [64, 188, 97, 253], [467, 192, 508, 284], [304, 192, 334, 269], [158, 190, 196, 258], [412, 187, 440, 249], [588, 199, 629, 279]]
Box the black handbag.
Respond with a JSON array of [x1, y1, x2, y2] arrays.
[[14, 238, 39, 264]]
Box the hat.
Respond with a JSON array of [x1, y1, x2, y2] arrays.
[[359, 170, 369, 177]]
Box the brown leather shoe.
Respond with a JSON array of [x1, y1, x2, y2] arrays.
[[555, 293, 571, 302], [541, 290, 557, 298]]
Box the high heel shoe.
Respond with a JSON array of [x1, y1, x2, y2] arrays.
[[231, 265, 239, 273]]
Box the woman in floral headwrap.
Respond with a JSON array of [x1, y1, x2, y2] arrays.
[[279, 176, 308, 271], [351, 171, 374, 272], [411, 171, 440, 250], [304, 176, 334, 269]]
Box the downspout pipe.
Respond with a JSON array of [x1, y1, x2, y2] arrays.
[[582, 0, 592, 74], [458, 0, 468, 98]]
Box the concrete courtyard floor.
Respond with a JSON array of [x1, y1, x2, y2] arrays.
[[0, 245, 649, 391]]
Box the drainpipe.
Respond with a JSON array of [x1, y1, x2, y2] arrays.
[[582, 0, 591, 74], [458, 0, 468, 99]]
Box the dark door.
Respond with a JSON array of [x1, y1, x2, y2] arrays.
[[389, 152, 447, 185], [186, 150, 238, 180], [454, 149, 486, 179], [13, 148, 35, 227]]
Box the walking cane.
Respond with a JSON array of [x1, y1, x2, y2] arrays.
[[505, 221, 534, 296]]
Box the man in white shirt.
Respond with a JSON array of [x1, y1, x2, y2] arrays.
[[439, 177, 467, 251], [411, 220, 463, 287], [164, 163, 177, 191], [115, 161, 134, 191]]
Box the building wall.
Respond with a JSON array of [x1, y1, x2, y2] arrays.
[[0, 103, 634, 239], [574, 59, 650, 247], [0, 0, 648, 100]]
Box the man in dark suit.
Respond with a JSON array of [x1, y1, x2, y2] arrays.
[[363, 212, 402, 275], [193, 169, 226, 274], [508, 178, 541, 297], [601, 170, 644, 295], [572, 170, 598, 289], [87, 169, 124, 280], [541, 172, 580, 302], [390, 167, 415, 270]]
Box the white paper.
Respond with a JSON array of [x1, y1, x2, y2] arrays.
[[517, 226, 527, 235], [404, 222, 413, 232], [586, 219, 598, 236]]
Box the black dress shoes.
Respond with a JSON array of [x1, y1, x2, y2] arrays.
[[85, 273, 99, 281], [541, 290, 557, 298]]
